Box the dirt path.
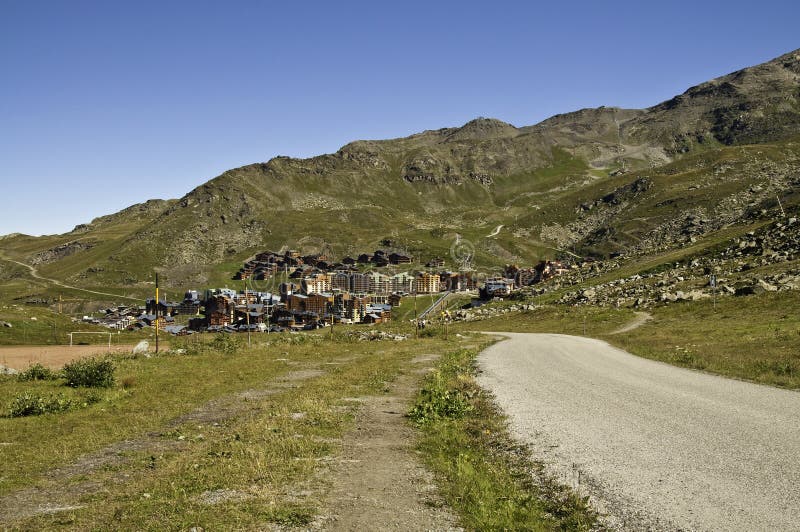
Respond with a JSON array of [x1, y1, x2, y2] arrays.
[[486, 224, 503, 238], [478, 333, 800, 531], [318, 354, 462, 531], [0, 344, 136, 370], [608, 311, 652, 335], [0, 253, 139, 302]]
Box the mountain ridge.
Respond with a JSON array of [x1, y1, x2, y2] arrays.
[[1, 48, 799, 298]]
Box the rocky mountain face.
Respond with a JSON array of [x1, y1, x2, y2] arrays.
[[2, 49, 799, 294]]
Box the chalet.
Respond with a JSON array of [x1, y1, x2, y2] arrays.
[[364, 303, 392, 324], [515, 268, 539, 287], [426, 257, 445, 268], [146, 298, 179, 316], [439, 271, 476, 291], [206, 294, 235, 326], [357, 253, 373, 264], [290, 265, 312, 279], [342, 256, 356, 266], [481, 279, 512, 299], [271, 308, 296, 328], [177, 291, 202, 315], [235, 303, 265, 325], [389, 252, 413, 265], [163, 324, 189, 336]]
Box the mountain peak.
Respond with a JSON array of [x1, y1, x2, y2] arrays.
[[445, 117, 519, 142]]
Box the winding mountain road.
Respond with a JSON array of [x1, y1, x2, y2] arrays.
[[477, 333, 800, 531]]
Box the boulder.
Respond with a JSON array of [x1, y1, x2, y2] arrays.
[[734, 285, 764, 297], [132, 340, 151, 356], [756, 279, 778, 292]]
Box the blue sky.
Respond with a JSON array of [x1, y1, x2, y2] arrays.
[[1, 1, 798, 235]]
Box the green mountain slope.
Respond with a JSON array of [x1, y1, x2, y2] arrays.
[[1, 49, 799, 301]]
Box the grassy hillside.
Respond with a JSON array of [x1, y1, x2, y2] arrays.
[[0, 49, 798, 322]]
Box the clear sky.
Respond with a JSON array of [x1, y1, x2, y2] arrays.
[[1, 1, 798, 236]]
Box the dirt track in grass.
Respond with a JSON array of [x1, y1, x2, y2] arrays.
[[317, 353, 462, 531]]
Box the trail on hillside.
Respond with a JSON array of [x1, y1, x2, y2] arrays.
[[486, 225, 503, 237], [0, 252, 139, 301], [608, 311, 652, 335]]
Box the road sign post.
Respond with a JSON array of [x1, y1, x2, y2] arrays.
[[710, 274, 717, 310]]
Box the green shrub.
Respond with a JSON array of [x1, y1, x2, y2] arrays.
[[62, 357, 116, 388], [8, 392, 73, 417], [210, 334, 242, 355], [17, 362, 58, 381], [409, 371, 475, 425]]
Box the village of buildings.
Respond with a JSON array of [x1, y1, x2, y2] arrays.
[[82, 249, 571, 335]]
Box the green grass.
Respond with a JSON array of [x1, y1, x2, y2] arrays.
[[0, 305, 148, 346], [410, 345, 598, 530], [461, 292, 800, 389], [459, 304, 635, 336], [0, 334, 460, 529], [610, 291, 800, 389]]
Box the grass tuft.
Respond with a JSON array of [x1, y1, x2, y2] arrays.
[[410, 346, 598, 530]]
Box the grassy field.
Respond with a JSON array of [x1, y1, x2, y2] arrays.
[[458, 304, 636, 336], [0, 333, 443, 527], [0, 305, 149, 346], [611, 291, 800, 389], [0, 329, 595, 530], [459, 291, 800, 389]]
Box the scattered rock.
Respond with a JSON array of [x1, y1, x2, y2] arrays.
[[132, 341, 150, 355]]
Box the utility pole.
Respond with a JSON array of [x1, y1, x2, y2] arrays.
[[710, 274, 717, 311], [243, 278, 251, 347], [155, 273, 159, 354], [776, 195, 786, 217], [413, 289, 418, 339]]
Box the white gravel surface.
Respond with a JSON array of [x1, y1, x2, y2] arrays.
[[477, 333, 800, 531]]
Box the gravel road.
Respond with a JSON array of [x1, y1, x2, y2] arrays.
[[477, 333, 800, 531]]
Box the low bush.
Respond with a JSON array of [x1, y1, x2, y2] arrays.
[[408, 369, 475, 426], [8, 392, 73, 417], [17, 363, 58, 382], [63, 357, 116, 388], [210, 333, 242, 355]]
